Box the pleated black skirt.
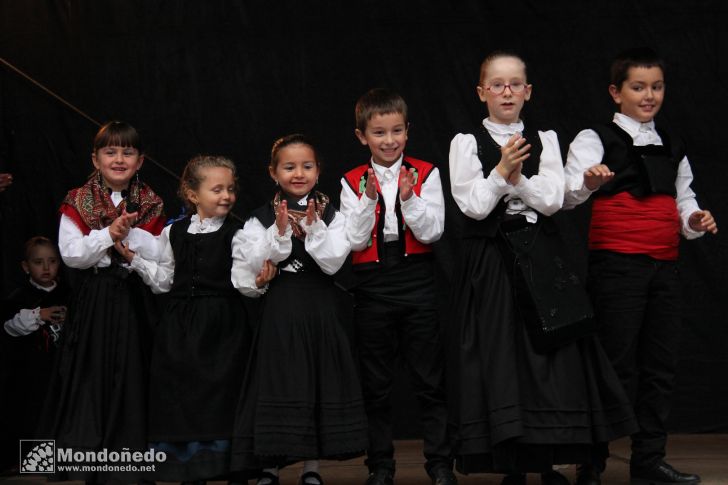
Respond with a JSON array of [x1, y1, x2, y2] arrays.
[[448, 238, 637, 474], [230, 271, 367, 472], [148, 293, 252, 480], [38, 268, 156, 482]]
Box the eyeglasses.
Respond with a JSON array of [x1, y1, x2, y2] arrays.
[[485, 82, 527, 95]]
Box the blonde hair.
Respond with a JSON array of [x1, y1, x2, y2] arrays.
[[179, 155, 237, 212], [478, 50, 528, 85]]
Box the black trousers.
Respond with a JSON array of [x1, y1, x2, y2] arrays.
[[353, 250, 450, 475], [587, 250, 681, 468]]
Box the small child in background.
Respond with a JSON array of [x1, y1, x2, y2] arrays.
[[125, 155, 273, 482], [0, 237, 68, 473], [231, 134, 368, 485]]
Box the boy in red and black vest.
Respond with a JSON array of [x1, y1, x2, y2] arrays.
[[564, 48, 717, 485], [339, 89, 455, 485]]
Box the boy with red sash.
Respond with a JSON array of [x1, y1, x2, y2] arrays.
[[339, 89, 454, 485], [564, 48, 717, 485]]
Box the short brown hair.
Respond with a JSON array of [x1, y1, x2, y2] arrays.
[[610, 47, 665, 89], [23, 236, 57, 261], [93, 121, 143, 153], [179, 155, 237, 212], [355, 88, 408, 132]]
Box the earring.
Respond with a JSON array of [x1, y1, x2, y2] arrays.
[[275, 179, 279, 186]]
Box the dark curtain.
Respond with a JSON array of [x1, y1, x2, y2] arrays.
[[1, 0, 726, 434]]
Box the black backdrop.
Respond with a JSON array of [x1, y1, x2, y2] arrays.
[[1, 1, 727, 435]]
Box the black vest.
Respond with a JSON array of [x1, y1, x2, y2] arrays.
[[460, 125, 545, 239], [168, 216, 240, 297], [250, 195, 337, 273], [592, 122, 683, 198]]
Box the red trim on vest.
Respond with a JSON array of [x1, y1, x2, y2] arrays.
[[343, 157, 434, 265], [589, 192, 680, 261]]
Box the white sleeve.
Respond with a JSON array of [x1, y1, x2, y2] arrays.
[[400, 167, 445, 243], [231, 218, 292, 297], [3, 309, 43, 337], [128, 225, 175, 294], [449, 133, 511, 220], [563, 129, 605, 210], [126, 227, 163, 261], [511, 130, 564, 216], [675, 156, 704, 239], [301, 211, 351, 275], [58, 214, 114, 269], [339, 177, 377, 251]]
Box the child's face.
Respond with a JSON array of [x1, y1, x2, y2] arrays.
[[92, 145, 144, 192], [22, 245, 60, 287], [187, 166, 236, 220], [609, 66, 665, 123], [269, 144, 320, 198], [476, 57, 532, 125], [355, 112, 408, 168]]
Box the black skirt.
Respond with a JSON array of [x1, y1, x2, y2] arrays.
[[231, 271, 367, 471], [38, 267, 156, 482], [148, 292, 251, 480], [448, 238, 637, 474]]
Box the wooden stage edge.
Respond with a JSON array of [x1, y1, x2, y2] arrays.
[[2, 435, 726, 485]]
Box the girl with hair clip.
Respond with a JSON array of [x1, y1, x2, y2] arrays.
[[230, 134, 368, 485], [125, 155, 275, 483], [39, 121, 165, 483], [447, 52, 637, 485]]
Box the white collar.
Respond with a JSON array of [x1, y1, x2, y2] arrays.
[[613, 112, 656, 136], [371, 156, 403, 181], [293, 194, 309, 207], [190, 213, 226, 232], [29, 278, 57, 293], [484, 118, 524, 137]]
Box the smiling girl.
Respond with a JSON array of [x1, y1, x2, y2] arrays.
[[40, 121, 165, 482], [230, 134, 367, 485]]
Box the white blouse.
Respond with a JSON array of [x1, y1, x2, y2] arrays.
[[449, 118, 564, 222], [564, 112, 704, 239], [339, 155, 445, 251]]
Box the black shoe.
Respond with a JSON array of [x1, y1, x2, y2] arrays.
[[300, 471, 324, 485], [541, 470, 570, 485], [365, 468, 394, 485], [429, 466, 457, 485], [631, 461, 701, 485], [576, 465, 601, 485], [501, 474, 526, 485], [257, 471, 280, 485]]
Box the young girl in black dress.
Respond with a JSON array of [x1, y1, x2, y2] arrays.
[[126, 155, 274, 482], [231, 134, 368, 485], [447, 52, 637, 485], [41, 121, 165, 483]]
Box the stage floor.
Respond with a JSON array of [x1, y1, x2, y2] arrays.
[[2, 435, 726, 484]]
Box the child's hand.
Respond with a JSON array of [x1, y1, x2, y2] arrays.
[[276, 200, 289, 236], [255, 259, 277, 288], [507, 162, 523, 185], [584, 164, 615, 191], [306, 199, 318, 225], [114, 240, 136, 263], [497, 134, 530, 185], [40, 306, 66, 324], [365, 168, 377, 200], [109, 210, 138, 241], [688, 210, 718, 234], [399, 167, 416, 201], [0, 172, 12, 192]]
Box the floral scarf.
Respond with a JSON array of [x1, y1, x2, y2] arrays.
[[272, 190, 329, 240]]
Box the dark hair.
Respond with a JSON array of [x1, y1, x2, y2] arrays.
[[179, 155, 238, 212], [93, 121, 143, 153], [23, 236, 57, 261], [479, 50, 527, 85], [269, 134, 321, 171], [355, 88, 408, 132], [610, 47, 665, 89]]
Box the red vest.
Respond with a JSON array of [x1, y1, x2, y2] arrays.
[[343, 157, 435, 268]]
